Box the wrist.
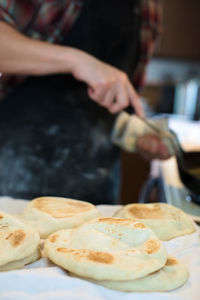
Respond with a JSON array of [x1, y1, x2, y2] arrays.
[[55, 47, 81, 75]]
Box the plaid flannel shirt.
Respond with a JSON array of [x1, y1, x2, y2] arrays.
[[0, 0, 162, 100]]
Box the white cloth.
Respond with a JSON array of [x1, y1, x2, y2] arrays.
[[0, 196, 200, 300]]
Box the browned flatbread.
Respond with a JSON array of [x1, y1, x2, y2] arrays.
[[0, 211, 40, 271], [22, 197, 101, 238], [45, 217, 167, 281], [114, 203, 195, 240]]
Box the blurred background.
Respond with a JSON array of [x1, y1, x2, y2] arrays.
[[120, 0, 200, 204]]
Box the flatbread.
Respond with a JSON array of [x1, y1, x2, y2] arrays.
[[0, 248, 40, 271], [114, 203, 195, 240], [72, 256, 188, 292], [111, 112, 175, 155], [22, 197, 101, 238], [45, 217, 167, 281], [0, 211, 40, 271]]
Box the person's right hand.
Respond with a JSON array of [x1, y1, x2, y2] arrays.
[[70, 49, 144, 117], [0, 22, 143, 117]]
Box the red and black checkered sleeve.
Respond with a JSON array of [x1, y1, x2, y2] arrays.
[[0, 0, 36, 31]]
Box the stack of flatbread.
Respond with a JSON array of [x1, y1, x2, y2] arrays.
[[45, 217, 188, 292], [0, 211, 40, 271], [1, 198, 193, 291], [21, 197, 100, 238], [114, 202, 196, 240]]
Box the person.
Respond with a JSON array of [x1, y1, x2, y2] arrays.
[[0, 0, 170, 204]]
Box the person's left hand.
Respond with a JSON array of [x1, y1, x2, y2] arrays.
[[136, 134, 172, 161]]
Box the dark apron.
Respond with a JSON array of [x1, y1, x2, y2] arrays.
[[0, 0, 140, 204]]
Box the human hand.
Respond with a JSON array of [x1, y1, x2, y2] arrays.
[[70, 49, 144, 117], [136, 134, 172, 161]]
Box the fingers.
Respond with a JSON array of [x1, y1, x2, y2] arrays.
[[88, 85, 116, 110], [127, 83, 145, 118], [88, 81, 129, 114], [88, 85, 106, 104], [100, 88, 117, 111], [136, 134, 171, 161], [108, 84, 129, 114], [86, 62, 144, 116]]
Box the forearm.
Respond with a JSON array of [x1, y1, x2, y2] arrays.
[[0, 22, 144, 116], [0, 21, 77, 76]]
